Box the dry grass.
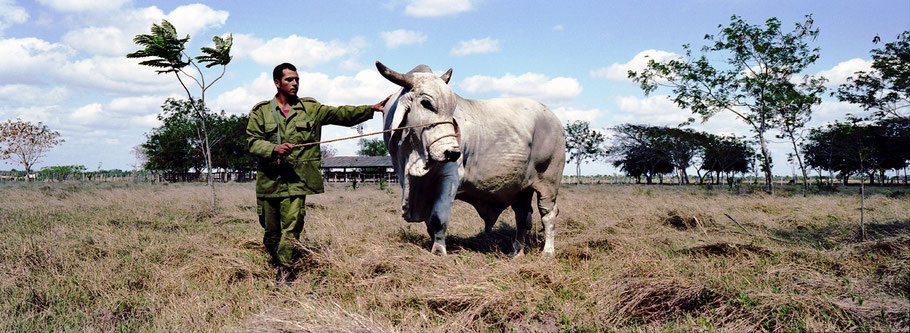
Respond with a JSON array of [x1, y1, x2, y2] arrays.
[[1, 181, 908, 332]]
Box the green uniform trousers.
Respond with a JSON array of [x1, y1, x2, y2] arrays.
[[257, 196, 306, 267]]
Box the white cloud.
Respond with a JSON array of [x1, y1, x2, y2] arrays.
[[63, 95, 174, 132], [57, 56, 177, 94], [458, 72, 582, 104], [0, 105, 59, 124], [450, 37, 500, 56], [0, 37, 75, 84], [62, 26, 132, 56], [811, 100, 868, 125], [551, 106, 606, 123], [404, 0, 473, 17], [0, 84, 71, 105], [380, 29, 427, 48], [338, 58, 369, 71], [302, 70, 397, 106], [37, 0, 128, 12], [591, 49, 680, 81], [0, 0, 28, 34], [552, 25, 564, 31], [815, 58, 872, 87], [133, 113, 162, 128], [55, 4, 228, 56], [107, 95, 178, 116], [212, 74, 275, 115], [226, 33, 264, 59], [70, 103, 105, 124], [249, 35, 362, 68], [614, 95, 689, 126], [164, 4, 229, 37]]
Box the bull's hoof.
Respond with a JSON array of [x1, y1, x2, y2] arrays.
[[430, 243, 447, 256], [507, 249, 525, 258], [541, 249, 555, 259]]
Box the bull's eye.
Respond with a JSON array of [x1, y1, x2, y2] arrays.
[[420, 99, 435, 112]]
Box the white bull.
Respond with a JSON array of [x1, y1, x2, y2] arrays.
[[377, 62, 566, 257]]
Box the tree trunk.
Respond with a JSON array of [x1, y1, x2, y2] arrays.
[[787, 133, 809, 196], [199, 114, 217, 214], [575, 160, 581, 185], [860, 169, 867, 241], [758, 136, 773, 194]]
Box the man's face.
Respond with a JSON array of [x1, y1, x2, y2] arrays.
[[274, 69, 299, 97]]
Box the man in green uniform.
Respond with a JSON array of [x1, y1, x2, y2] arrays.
[[247, 63, 388, 281]]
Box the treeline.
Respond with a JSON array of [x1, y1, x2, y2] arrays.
[[140, 98, 255, 180], [1, 167, 142, 181], [804, 118, 910, 185], [609, 125, 753, 185], [603, 120, 910, 186]]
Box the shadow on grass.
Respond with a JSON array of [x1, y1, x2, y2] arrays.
[[395, 224, 546, 255], [772, 219, 910, 249]]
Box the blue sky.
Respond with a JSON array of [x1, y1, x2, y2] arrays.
[[0, 0, 908, 175]]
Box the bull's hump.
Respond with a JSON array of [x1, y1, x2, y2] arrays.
[[407, 64, 433, 74]]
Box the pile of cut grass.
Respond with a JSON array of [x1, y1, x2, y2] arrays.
[[0, 182, 908, 331]]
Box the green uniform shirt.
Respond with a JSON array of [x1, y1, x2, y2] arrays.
[[247, 96, 374, 198]]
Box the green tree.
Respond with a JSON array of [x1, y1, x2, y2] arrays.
[[211, 113, 256, 180], [128, 19, 232, 212], [142, 102, 201, 176], [39, 165, 86, 181], [838, 118, 876, 241], [700, 134, 754, 186], [142, 98, 247, 179], [321, 145, 338, 158], [659, 127, 704, 184], [609, 124, 695, 184], [629, 15, 824, 194], [777, 75, 826, 195], [564, 120, 606, 184], [357, 138, 389, 156], [0, 119, 64, 178], [804, 120, 909, 186], [836, 31, 910, 120]]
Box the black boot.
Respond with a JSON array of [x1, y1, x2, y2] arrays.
[[275, 265, 291, 284]]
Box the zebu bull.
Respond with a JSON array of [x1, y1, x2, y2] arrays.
[[377, 61, 566, 257]]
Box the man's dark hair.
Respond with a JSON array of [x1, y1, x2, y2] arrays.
[[273, 63, 297, 82]]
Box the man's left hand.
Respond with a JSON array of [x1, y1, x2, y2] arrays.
[[372, 95, 392, 113]]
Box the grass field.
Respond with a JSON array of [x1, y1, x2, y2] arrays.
[[1, 181, 908, 332]]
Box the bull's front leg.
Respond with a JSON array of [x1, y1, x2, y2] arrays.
[[425, 174, 459, 255]]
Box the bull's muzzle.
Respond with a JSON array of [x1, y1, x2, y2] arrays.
[[443, 148, 461, 162]]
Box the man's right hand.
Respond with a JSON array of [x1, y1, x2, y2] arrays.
[[273, 143, 295, 156]]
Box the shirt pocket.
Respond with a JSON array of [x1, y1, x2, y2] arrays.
[[295, 118, 314, 143], [264, 118, 279, 142]]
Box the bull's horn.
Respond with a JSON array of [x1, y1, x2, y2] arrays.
[[440, 68, 453, 84], [376, 61, 413, 89]]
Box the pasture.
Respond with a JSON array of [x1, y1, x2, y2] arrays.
[[1, 182, 908, 331]]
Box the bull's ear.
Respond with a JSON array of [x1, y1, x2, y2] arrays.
[[376, 61, 413, 89], [440, 68, 453, 84]]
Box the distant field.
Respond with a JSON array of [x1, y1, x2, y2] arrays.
[[1, 182, 908, 331]]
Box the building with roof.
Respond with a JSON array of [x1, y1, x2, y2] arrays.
[[320, 156, 396, 183]]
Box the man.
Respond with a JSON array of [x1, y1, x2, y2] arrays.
[[247, 63, 388, 281]]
